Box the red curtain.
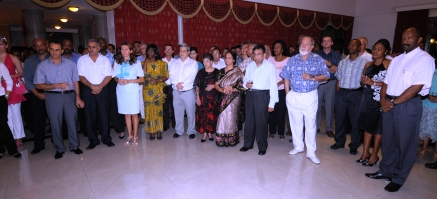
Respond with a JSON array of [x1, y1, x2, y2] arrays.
[[393, 9, 429, 53], [114, 0, 178, 57]]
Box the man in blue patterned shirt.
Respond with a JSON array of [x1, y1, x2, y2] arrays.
[[280, 36, 330, 164], [331, 39, 368, 155]]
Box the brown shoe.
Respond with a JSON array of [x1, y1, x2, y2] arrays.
[[269, 134, 274, 138], [286, 131, 292, 136], [326, 131, 334, 138]]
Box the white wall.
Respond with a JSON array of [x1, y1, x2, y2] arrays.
[[246, 0, 357, 16]]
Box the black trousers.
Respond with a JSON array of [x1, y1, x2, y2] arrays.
[[334, 89, 362, 149], [244, 90, 270, 151], [30, 91, 47, 149], [82, 85, 111, 144], [0, 96, 18, 155], [108, 79, 124, 133], [269, 89, 286, 135], [378, 96, 422, 185], [163, 85, 175, 129], [21, 93, 32, 130], [77, 82, 87, 136]]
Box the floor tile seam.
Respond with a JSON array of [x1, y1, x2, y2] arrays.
[[78, 155, 98, 199], [168, 180, 190, 199], [308, 170, 371, 197], [4, 161, 12, 194]]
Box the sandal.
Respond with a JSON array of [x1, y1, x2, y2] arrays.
[[208, 133, 214, 141], [269, 134, 275, 138], [133, 137, 139, 146], [418, 149, 428, 157], [15, 139, 22, 147], [125, 136, 133, 145], [157, 132, 162, 140], [150, 134, 155, 141]]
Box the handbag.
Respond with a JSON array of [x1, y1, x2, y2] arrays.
[[13, 77, 27, 95]]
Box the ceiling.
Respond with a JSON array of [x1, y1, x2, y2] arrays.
[[0, 0, 105, 29]]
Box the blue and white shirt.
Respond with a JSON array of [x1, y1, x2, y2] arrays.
[[336, 56, 368, 89], [280, 53, 330, 93]]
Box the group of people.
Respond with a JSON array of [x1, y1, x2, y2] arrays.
[[0, 26, 435, 193]]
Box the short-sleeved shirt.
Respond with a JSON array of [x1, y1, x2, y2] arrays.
[[62, 52, 81, 64], [384, 47, 435, 96], [113, 60, 144, 80], [280, 53, 330, 93], [316, 49, 341, 80], [169, 58, 198, 91], [268, 56, 290, 90], [77, 54, 113, 85], [239, 57, 252, 72], [335, 56, 368, 89], [360, 51, 373, 62], [34, 57, 79, 92], [212, 59, 226, 70], [24, 54, 50, 90]]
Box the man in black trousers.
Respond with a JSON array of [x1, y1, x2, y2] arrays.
[[240, 44, 278, 155], [365, 27, 435, 192]]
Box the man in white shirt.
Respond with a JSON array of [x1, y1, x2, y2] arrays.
[[162, 44, 177, 131], [136, 43, 147, 62], [169, 43, 198, 139], [77, 39, 114, 149], [240, 45, 278, 155], [365, 27, 435, 192], [358, 37, 373, 62], [211, 47, 226, 69]]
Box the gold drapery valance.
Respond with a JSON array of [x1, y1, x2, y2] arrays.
[[31, 0, 70, 8]]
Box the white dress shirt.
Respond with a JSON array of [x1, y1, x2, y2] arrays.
[[384, 47, 435, 96], [359, 51, 373, 62], [243, 59, 279, 108], [212, 59, 226, 70], [0, 63, 12, 95], [169, 57, 198, 91], [77, 54, 113, 85], [162, 57, 177, 85]]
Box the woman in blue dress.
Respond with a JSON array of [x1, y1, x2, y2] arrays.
[[113, 42, 144, 145]]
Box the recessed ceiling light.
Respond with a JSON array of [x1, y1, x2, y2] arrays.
[[54, 26, 61, 29], [68, 6, 79, 12], [60, 18, 68, 23]]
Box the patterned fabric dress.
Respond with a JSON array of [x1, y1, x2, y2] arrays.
[[419, 70, 437, 142], [143, 60, 168, 134], [215, 67, 245, 147], [1, 54, 26, 105], [194, 68, 219, 134], [357, 62, 386, 134]]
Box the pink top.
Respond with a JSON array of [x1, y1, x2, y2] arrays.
[[268, 56, 289, 90]]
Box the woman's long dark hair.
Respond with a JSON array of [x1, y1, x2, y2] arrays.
[[116, 42, 137, 65], [146, 44, 161, 60]]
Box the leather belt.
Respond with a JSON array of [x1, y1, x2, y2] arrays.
[[180, 89, 193, 93], [340, 88, 362, 92], [46, 90, 74, 94]]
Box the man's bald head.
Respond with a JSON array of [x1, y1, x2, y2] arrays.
[[32, 38, 47, 55]]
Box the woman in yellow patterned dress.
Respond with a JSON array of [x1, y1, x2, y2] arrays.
[[142, 44, 168, 141]]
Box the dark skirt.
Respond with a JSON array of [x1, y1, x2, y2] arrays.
[[357, 88, 382, 134]]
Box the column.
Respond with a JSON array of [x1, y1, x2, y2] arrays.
[[78, 25, 93, 47], [22, 9, 46, 46], [178, 15, 183, 45], [93, 15, 108, 40], [106, 10, 116, 46]]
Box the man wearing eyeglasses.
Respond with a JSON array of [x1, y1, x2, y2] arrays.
[[34, 40, 84, 159]]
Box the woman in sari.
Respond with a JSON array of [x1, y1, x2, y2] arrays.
[[142, 44, 168, 141], [214, 52, 245, 147]]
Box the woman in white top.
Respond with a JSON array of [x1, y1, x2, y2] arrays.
[[113, 42, 145, 146], [0, 62, 21, 159], [268, 40, 290, 139]]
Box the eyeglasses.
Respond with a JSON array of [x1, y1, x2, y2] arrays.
[[0, 36, 6, 43]]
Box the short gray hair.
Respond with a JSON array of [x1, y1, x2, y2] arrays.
[[178, 43, 190, 51], [87, 38, 100, 47], [299, 36, 315, 46]]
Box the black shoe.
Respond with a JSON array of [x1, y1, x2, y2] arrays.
[[258, 151, 266, 155], [31, 148, 41, 154], [119, 132, 125, 139], [317, 129, 320, 133], [189, 134, 195, 139], [425, 161, 437, 169], [201, 139, 206, 143], [86, 143, 97, 150], [330, 144, 344, 149], [209, 137, 214, 141], [362, 157, 379, 167], [384, 182, 402, 192], [289, 139, 293, 143], [326, 131, 334, 138], [13, 153, 22, 158], [239, 147, 252, 152], [350, 149, 358, 155], [106, 141, 115, 147], [173, 133, 180, 138], [70, 148, 83, 154], [163, 128, 168, 132], [365, 172, 392, 181], [55, 151, 65, 159]]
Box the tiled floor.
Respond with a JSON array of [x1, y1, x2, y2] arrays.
[[1, 122, 437, 199]]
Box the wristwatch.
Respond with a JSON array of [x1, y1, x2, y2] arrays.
[[390, 99, 396, 106]]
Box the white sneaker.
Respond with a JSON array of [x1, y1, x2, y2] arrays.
[[289, 149, 303, 155], [307, 156, 320, 164]]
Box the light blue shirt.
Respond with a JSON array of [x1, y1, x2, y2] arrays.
[[99, 49, 114, 66], [34, 58, 79, 92], [62, 52, 81, 64], [336, 56, 368, 89], [423, 71, 437, 108], [243, 59, 278, 108], [280, 53, 330, 93]]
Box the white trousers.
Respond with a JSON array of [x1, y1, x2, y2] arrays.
[[139, 84, 145, 119], [7, 103, 25, 139], [286, 90, 318, 157]]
